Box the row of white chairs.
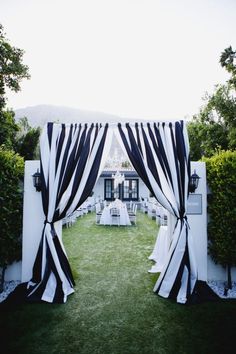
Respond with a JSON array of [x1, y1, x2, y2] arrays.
[[140, 199, 168, 226], [62, 201, 95, 228]]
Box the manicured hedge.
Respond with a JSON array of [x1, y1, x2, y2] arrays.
[[0, 147, 24, 289], [204, 151, 236, 287]]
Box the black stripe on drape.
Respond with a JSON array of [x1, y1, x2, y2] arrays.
[[147, 124, 168, 182], [53, 233, 75, 287], [59, 125, 93, 219], [57, 124, 84, 204], [47, 123, 53, 149], [55, 124, 66, 171], [56, 125, 73, 196], [78, 124, 108, 207], [91, 123, 100, 151], [169, 123, 183, 211], [31, 227, 45, 284], [168, 226, 191, 300], [175, 121, 188, 217], [135, 123, 143, 155], [153, 123, 174, 189], [140, 124, 162, 189]]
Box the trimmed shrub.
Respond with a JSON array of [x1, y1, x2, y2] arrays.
[[204, 151, 236, 289], [0, 147, 24, 291]]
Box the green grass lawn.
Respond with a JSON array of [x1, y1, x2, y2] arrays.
[[1, 212, 236, 354]]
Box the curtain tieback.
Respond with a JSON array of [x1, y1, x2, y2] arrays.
[[175, 215, 190, 229], [43, 219, 57, 237], [44, 219, 53, 225]]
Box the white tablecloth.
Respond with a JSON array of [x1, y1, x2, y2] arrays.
[[100, 199, 131, 226]]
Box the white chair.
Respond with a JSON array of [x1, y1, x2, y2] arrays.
[[110, 207, 120, 226], [149, 201, 158, 220], [141, 200, 148, 213], [128, 201, 133, 212], [129, 204, 137, 225], [95, 203, 102, 224]]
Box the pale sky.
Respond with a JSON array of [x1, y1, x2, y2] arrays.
[[1, 0, 236, 120]]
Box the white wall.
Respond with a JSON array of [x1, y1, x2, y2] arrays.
[[207, 257, 236, 281], [93, 178, 104, 200], [21, 161, 45, 282], [188, 162, 208, 281], [139, 179, 150, 199]]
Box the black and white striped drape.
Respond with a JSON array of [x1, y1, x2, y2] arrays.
[[117, 121, 197, 303], [27, 122, 111, 303]]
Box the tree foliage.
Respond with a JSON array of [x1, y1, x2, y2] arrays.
[[15, 117, 41, 160], [188, 46, 236, 160], [0, 24, 40, 160], [204, 151, 236, 289], [0, 109, 19, 149], [0, 24, 30, 110], [187, 119, 228, 160]]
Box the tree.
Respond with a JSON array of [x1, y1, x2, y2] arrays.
[[220, 46, 236, 89], [187, 46, 236, 160], [204, 151, 236, 291], [188, 118, 228, 160], [0, 25, 39, 160], [0, 109, 19, 149], [15, 117, 41, 160], [0, 24, 30, 110]]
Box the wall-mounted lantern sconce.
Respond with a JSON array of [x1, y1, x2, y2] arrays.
[[189, 169, 200, 193], [32, 168, 42, 192]]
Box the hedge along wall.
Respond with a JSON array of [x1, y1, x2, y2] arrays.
[[204, 151, 236, 287], [0, 147, 24, 288]]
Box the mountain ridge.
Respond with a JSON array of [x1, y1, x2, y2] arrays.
[[14, 104, 128, 127]]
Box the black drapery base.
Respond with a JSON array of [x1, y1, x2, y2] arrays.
[[0, 283, 46, 311], [0, 283, 32, 311], [0, 282, 69, 310], [0, 283, 25, 311], [187, 280, 220, 305]]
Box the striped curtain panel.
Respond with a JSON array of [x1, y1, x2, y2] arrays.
[[117, 121, 197, 304], [27, 122, 111, 303]]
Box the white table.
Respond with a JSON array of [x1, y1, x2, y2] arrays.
[[99, 199, 131, 226]]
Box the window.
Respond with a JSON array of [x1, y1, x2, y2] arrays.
[[122, 179, 138, 201], [104, 178, 139, 201], [105, 179, 112, 200]]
